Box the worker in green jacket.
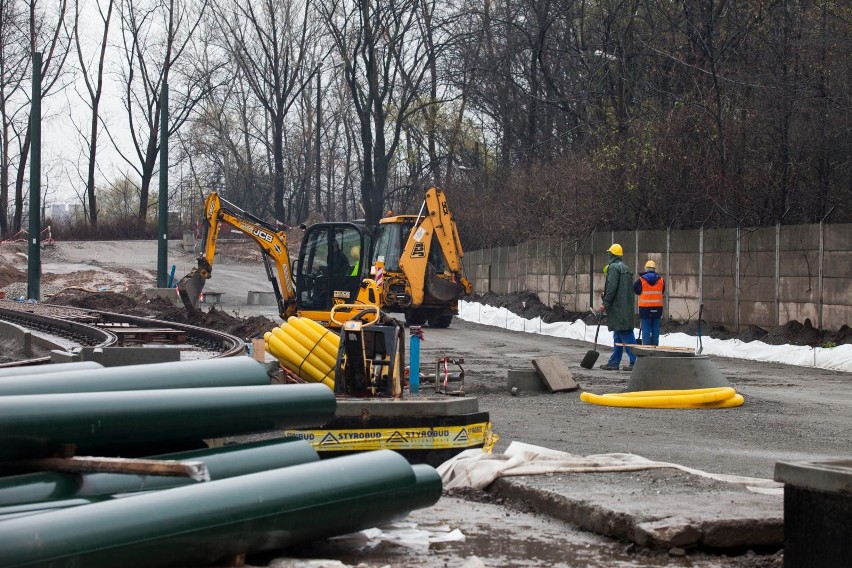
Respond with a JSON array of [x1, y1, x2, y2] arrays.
[[600, 243, 636, 371]]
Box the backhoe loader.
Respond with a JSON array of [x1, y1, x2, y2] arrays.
[[177, 193, 380, 328], [371, 187, 473, 327]]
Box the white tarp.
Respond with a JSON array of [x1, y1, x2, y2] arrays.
[[437, 441, 783, 495], [458, 301, 852, 373]]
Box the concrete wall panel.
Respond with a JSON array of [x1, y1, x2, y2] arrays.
[[668, 275, 700, 298], [670, 230, 699, 253], [823, 305, 851, 332], [739, 300, 775, 328], [824, 223, 852, 250], [780, 303, 819, 327], [739, 251, 775, 278], [781, 225, 819, 250], [465, 222, 848, 331], [779, 250, 819, 277], [703, 275, 734, 300], [779, 277, 819, 303], [739, 276, 776, 302]]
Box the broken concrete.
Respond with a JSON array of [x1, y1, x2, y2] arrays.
[[486, 468, 782, 551], [507, 368, 548, 393]]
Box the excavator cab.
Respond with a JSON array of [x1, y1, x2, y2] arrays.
[[295, 223, 378, 326]]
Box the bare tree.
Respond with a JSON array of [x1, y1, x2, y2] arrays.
[[213, 0, 320, 225], [0, 0, 29, 237], [9, 0, 72, 234], [73, 0, 113, 229], [318, 0, 437, 227], [113, 0, 213, 228]]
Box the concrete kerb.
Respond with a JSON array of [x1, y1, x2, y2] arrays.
[[484, 468, 783, 551]]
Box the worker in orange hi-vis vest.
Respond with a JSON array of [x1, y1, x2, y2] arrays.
[[633, 260, 665, 346]]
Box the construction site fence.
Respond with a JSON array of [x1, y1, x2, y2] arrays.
[[461, 222, 851, 333]]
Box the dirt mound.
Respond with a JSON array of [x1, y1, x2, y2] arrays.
[[45, 289, 277, 341], [0, 265, 26, 288], [49, 290, 141, 312], [762, 319, 823, 347]]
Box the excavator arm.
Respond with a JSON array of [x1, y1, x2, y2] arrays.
[[178, 193, 296, 319], [397, 187, 473, 306]]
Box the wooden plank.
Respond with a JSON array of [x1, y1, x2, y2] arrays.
[[532, 356, 579, 392], [10, 456, 210, 481]]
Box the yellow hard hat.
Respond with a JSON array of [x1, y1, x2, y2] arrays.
[[350, 245, 360, 258], [645, 260, 656, 270], [607, 243, 623, 256]]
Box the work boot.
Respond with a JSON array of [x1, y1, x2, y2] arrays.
[[599, 364, 619, 371], [622, 364, 634, 371]]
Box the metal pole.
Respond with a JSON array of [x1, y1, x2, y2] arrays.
[[26, 52, 42, 301], [409, 326, 422, 395], [157, 82, 169, 288]]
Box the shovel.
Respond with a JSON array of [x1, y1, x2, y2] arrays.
[[696, 303, 704, 354], [580, 310, 604, 369]]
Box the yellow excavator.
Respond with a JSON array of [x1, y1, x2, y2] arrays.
[[178, 193, 381, 328], [371, 186, 473, 327]]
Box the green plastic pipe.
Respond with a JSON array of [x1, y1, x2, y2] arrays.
[[0, 384, 336, 459], [0, 361, 103, 380], [0, 438, 318, 507], [0, 357, 269, 395], [0, 450, 441, 568]]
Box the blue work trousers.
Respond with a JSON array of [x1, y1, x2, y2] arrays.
[[608, 329, 636, 366], [640, 317, 661, 346]]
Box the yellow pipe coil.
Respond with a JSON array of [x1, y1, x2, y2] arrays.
[[580, 387, 745, 409], [264, 317, 341, 390]]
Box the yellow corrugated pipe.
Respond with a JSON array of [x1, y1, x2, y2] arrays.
[[580, 387, 744, 409], [264, 317, 340, 390]]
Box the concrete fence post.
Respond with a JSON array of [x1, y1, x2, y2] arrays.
[[698, 226, 704, 315], [665, 227, 671, 319], [775, 222, 781, 327], [735, 225, 741, 333], [818, 221, 825, 331]]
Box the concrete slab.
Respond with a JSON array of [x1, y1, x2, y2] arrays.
[[78, 347, 182, 366], [507, 368, 548, 393], [486, 468, 782, 551], [532, 356, 579, 392]]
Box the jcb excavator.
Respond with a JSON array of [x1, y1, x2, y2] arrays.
[[371, 187, 473, 327], [178, 193, 381, 328]]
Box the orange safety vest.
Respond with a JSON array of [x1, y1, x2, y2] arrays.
[[638, 277, 664, 308]]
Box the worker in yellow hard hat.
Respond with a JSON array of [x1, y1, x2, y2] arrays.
[[349, 245, 361, 276], [634, 259, 665, 346], [599, 243, 636, 371]]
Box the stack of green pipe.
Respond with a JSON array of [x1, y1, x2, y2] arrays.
[[0, 438, 319, 509], [0, 361, 103, 380], [0, 450, 443, 568], [0, 357, 269, 395], [0, 384, 335, 459]]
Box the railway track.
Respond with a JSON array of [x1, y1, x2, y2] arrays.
[[0, 301, 246, 368]]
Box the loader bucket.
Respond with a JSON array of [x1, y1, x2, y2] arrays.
[[177, 272, 206, 312], [424, 265, 465, 302]]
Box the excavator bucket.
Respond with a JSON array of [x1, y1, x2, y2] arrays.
[[177, 271, 206, 312], [424, 265, 465, 302]]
